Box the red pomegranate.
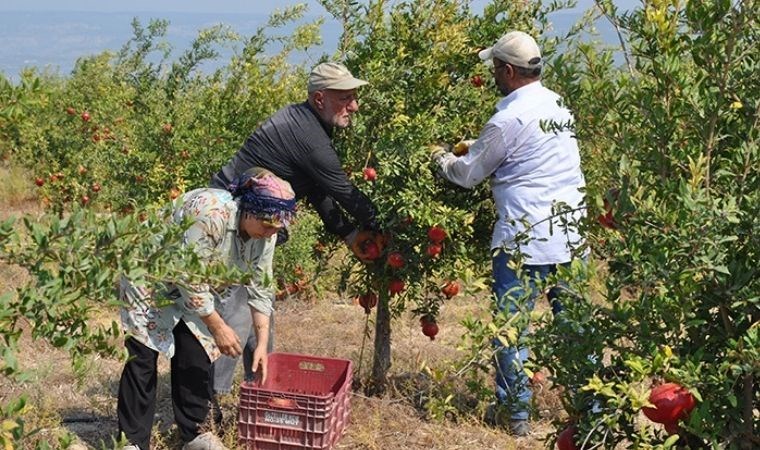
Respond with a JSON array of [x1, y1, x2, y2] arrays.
[[426, 243, 442, 257], [441, 281, 460, 298], [556, 425, 578, 450], [427, 226, 447, 243], [663, 421, 680, 434], [597, 208, 616, 229], [388, 279, 405, 296], [386, 252, 405, 269], [642, 382, 696, 425], [358, 293, 378, 314], [362, 167, 377, 181], [421, 321, 439, 340], [362, 240, 381, 260]]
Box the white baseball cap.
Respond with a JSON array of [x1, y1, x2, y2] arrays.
[[478, 31, 542, 69], [307, 62, 368, 93]]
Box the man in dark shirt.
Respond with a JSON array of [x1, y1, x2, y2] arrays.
[[210, 61, 378, 245], [210, 62, 381, 399]]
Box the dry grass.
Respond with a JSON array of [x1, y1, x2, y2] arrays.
[[0, 183, 566, 450], [0, 289, 565, 449], [0, 162, 38, 211]]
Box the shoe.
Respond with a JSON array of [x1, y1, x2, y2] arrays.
[[484, 403, 508, 428], [182, 432, 228, 450], [485, 403, 531, 436], [509, 419, 531, 436], [121, 446, 141, 450]]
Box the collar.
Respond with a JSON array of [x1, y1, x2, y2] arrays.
[[495, 80, 543, 111]]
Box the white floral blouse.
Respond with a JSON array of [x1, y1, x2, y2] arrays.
[[119, 188, 276, 362]]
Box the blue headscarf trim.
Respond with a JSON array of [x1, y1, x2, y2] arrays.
[[237, 191, 297, 224], [227, 168, 297, 227]]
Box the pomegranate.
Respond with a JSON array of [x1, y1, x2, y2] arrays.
[[358, 293, 378, 314], [597, 189, 620, 229], [362, 240, 381, 260], [556, 425, 577, 450], [427, 226, 446, 243], [388, 279, 405, 296], [663, 421, 680, 434], [441, 281, 460, 298], [421, 321, 438, 340], [642, 382, 696, 425], [362, 167, 377, 181], [386, 252, 405, 269], [597, 209, 616, 229], [426, 243, 442, 257]]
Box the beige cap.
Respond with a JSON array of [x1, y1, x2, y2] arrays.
[[307, 62, 368, 93], [478, 31, 542, 69]]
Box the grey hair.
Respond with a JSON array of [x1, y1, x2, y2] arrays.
[[515, 65, 542, 78]]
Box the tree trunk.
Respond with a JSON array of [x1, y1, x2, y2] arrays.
[[367, 292, 391, 395], [741, 373, 756, 449]]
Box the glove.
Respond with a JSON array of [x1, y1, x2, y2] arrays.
[[453, 139, 476, 156], [345, 229, 387, 263], [429, 143, 450, 163]]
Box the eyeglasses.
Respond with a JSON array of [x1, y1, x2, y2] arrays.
[[324, 90, 359, 104]]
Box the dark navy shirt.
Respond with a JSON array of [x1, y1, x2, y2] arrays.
[[210, 102, 377, 237]]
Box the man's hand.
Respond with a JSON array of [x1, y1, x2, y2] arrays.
[[429, 143, 450, 162], [250, 344, 269, 384], [345, 229, 387, 263]]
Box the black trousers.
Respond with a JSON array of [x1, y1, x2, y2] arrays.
[[117, 320, 213, 449]]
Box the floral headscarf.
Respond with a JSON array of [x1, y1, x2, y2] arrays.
[[227, 167, 297, 227]]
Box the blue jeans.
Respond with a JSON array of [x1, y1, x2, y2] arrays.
[[491, 249, 570, 420]]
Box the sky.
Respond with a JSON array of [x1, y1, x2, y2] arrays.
[[0, 1, 317, 13], [0, 0, 599, 14], [0, 1, 639, 81], [2, 1, 342, 14]]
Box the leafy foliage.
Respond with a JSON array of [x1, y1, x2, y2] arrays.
[[0, 0, 757, 447]]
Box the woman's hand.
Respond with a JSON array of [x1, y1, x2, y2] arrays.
[[201, 311, 242, 357], [210, 322, 242, 357], [250, 309, 271, 383], [251, 344, 268, 384]]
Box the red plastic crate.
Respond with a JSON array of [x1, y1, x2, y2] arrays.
[[238, 352, 352, 450]]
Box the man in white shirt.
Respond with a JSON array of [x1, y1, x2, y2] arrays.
[[432, 31, 586, 436]]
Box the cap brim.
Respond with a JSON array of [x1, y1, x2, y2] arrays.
[[478, 47, 494, 65], [325, 78, 368, 90]]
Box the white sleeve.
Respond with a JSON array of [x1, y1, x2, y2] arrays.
[[435, 122, 508, 188]]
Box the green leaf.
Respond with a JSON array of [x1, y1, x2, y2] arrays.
[[664, 434, 680, 447], [712, 265, 730, 275]]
